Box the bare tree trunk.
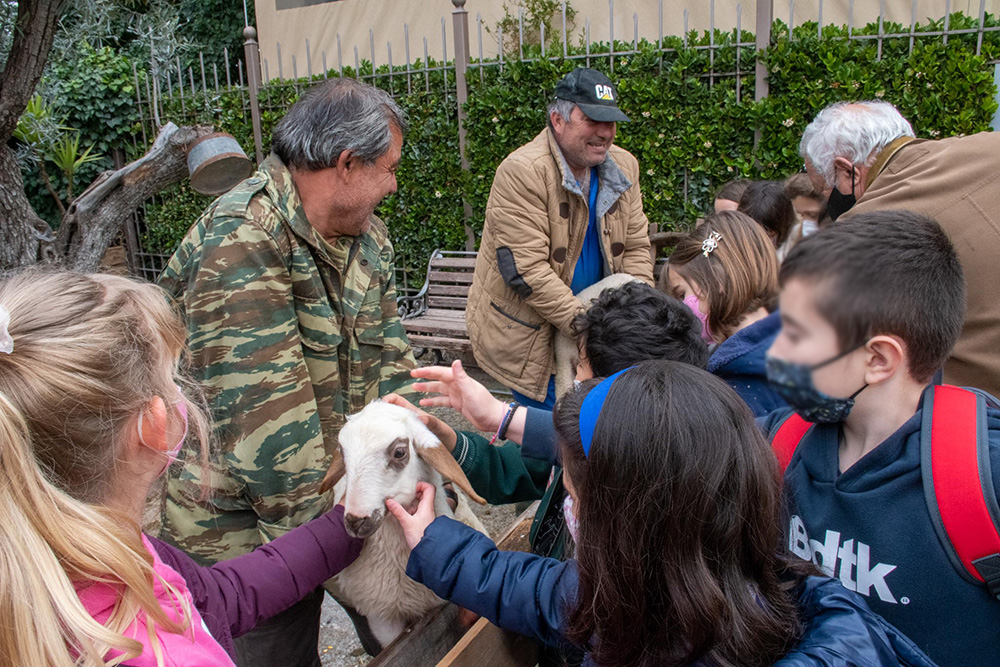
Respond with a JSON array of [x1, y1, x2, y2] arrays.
[[0, 0, 67, 143], [0, 144, 53, 268], [56, 122, 214, 272]]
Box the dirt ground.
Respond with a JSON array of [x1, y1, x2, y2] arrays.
[[318, 364, 520, 666]]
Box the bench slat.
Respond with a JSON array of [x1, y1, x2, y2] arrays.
[[429, 257, 478, 271], [407, 334, 472, 353], [428, 284, 470, 297], [428, 270, 474, 285], [404, 318, 468, 337], [428, 296, 467, 310]]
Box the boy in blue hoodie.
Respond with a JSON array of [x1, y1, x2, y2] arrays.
[[762, 209, 1000, 666]]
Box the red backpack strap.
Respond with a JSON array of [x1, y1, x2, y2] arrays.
[[922, 384, 1000, 599], [771, 412, 813, 474]]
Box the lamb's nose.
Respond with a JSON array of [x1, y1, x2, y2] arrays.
[[345, 513, 376, 538]]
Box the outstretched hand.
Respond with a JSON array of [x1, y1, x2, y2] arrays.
[[411, 360, 505, 433], [383, 393, 458, 452], [385, 482, 437, 550]]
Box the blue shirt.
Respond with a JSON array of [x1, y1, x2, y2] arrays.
[[570, 167, 604, 294], [761, 388, 1000, 667]]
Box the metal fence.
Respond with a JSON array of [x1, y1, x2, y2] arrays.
[[123, 0, 1000, 282]]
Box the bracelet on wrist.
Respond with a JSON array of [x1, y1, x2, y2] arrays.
[[489, 402, 518, 445]]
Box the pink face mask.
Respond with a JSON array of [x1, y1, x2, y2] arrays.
[[683, 294, 715, 344], [563, 494, 580, 545], [138, 385, 189, 475]]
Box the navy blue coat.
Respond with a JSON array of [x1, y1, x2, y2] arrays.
[[407, 517, 937, 666], [707, 311, 787, 417]]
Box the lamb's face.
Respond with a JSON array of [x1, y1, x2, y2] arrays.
[[337, 401, 439, 538]]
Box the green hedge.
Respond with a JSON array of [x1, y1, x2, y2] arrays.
[[134, 13, 998, 279]]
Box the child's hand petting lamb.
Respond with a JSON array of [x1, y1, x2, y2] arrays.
[[386, 481, 438, 549]]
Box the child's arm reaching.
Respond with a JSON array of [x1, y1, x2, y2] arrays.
[[387, 484, 579, 650], [148, 506, 363, 641]]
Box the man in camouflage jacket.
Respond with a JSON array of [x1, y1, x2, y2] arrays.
[[158, 78, 415, 666]]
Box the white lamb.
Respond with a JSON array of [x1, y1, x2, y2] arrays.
[[319, 400, 487, 653], [553, 272, 642, 398]]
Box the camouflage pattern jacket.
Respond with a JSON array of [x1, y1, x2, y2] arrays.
[[158, 155, 416, 564]]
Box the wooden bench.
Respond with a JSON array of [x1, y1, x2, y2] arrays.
[[399, 249, 478, 361]]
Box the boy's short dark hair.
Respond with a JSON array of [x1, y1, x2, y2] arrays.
[[738, 180, 797, 246], [780, 210, 965, 383], [571, 282, 709, 375]]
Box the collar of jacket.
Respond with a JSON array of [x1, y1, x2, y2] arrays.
[[544, 127, 633, 221], [864, 135, 917, 190], [257, 153, 385, 264]]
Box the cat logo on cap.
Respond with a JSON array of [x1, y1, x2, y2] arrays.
[[595, 84, 615, 101]]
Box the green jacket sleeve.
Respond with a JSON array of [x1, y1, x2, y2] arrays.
[[453, 430, 553, 505]]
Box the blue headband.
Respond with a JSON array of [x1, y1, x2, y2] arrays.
[[578, 367, 632, 457]]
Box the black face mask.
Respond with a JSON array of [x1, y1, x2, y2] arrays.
[[826, 166, 857, 221]]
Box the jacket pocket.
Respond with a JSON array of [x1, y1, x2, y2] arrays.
[[471, 298, 545, 380], [295, 296, 343, 352], [490, 302, 541, 330]]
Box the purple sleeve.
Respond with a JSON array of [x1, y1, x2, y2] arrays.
[[149, 506, 363, 641]]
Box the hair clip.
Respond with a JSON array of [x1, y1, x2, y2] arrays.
[[0, 305, 12, 354], [701, 231, 723, 258]]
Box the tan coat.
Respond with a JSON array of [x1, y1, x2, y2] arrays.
[[848, 134, 1000, 396], [467, 128, 653, 401]]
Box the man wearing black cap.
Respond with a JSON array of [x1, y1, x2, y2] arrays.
[[466, 67, 654, 409]]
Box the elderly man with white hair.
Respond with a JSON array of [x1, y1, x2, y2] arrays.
[[800, 100, 1000, 396]]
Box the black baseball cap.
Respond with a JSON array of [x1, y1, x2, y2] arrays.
[[553, 68, 630, 123]]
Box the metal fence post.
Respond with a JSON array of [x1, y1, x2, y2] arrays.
[[754, 0, 773, 165], [452, 0, 475, 250], [755, 0, 772, 103], [244, 26, 265, 165]]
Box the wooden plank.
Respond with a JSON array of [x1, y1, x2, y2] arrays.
[[403, 319, 468, 337], [423, 308, 466, 319], [435, 502, 540, 667], [430, 257, 478, 270], [369, 604, 466, 667], [407, 335, 472, 353], [436, 618, 537, 667], [428, 295, 468, 310], [428, 284, 470, 297], [428, 270, 474, 284]]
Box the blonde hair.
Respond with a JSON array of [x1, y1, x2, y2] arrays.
[[0, 269, 211, 666], [667, 211, 779, 342]]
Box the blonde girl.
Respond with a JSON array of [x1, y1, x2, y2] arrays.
[[0, 270, 361, 666], [662, 211, 787, 416]]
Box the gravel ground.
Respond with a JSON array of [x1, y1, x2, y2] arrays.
[[318, 362, 520, 666]]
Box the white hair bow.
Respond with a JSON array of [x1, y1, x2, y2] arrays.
[[0, 305, 12, 354], [701, 231, 723, 258]]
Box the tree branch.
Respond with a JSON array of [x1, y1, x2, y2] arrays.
[[57, 122, 215, 271]]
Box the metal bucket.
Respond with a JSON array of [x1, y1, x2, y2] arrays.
[[187, 133, 253, 196]]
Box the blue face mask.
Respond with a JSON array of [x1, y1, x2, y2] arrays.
[[765, 345, 868, 423]]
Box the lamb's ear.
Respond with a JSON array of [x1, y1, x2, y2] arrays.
[[416, 443, 486, 505], [319, 448, 345, 495]]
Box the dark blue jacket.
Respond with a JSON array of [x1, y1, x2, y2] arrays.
[[707, 311, 787, 417], [761, 386, 1000, 667], [407, 517, 936, 666]]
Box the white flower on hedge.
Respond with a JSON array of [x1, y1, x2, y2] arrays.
[[875, 91, 885, 98], [703, 140, 712, 148], [641, 111, 651, 118], [658, 133, 665, 139], [646, 168, 654, 176], [782, 118, 795, 127], [492, 116, 499, 123], [434, 190, 443, 198]]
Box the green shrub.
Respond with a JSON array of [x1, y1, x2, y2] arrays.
[[70, 13, 1000, 274]]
